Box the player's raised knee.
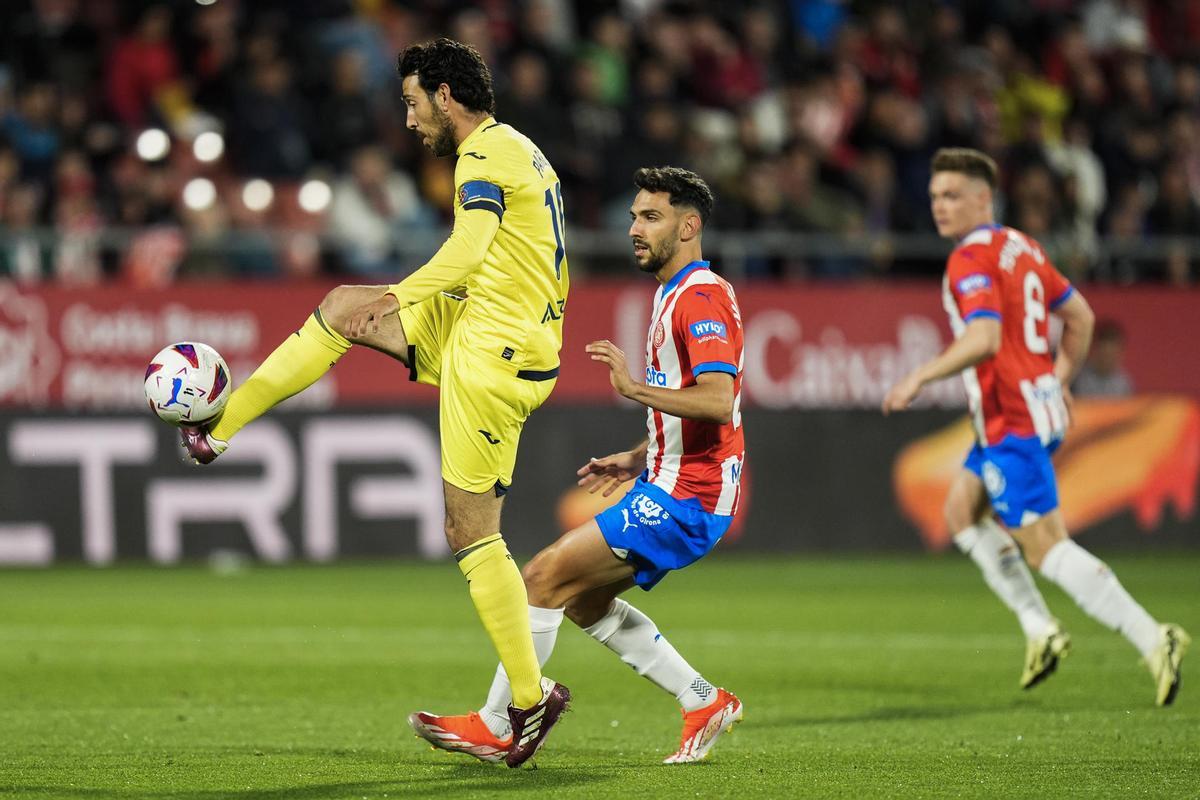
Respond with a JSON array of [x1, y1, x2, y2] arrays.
[[317, 285, 358, 339]]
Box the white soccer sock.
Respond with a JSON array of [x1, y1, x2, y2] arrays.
[[583, 598, 715, 712], [1039, 538, 1160, 657], [954, 520, 1054, 639], [479, 605, 564, 738]]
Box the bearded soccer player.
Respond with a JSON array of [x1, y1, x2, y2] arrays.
[[180, 39, 571, 765], [883, 148, 1189, 705], [409, 167, 745, 764]]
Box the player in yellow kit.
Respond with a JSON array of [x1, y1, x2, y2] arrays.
[[179, 38, 571, 767]]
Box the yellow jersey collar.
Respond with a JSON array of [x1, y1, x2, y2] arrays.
[[457, 116, 498, 157]]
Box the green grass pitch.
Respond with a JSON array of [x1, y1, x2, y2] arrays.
[[1, 553, 1197, 798]]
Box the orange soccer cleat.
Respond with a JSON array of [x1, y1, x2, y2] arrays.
[[408, 710, 512, 764], [663, 688, 744, 764]]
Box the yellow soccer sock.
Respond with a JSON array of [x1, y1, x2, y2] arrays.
[[211, 309, 350, 442], [456, 533, 544, 709]]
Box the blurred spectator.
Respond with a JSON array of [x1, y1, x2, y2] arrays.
[[1146, 162, 1200, 237], [8, 0, 100, 89], [228, 57, 311, 178], [853, 147, 919, 237], [496, 50, 569, 170], [689, 13, 767, 110], [328, 145, 432, 275], [4, 82, 61, 180], [580, 13, 632, 107], [1073, 319, 1133, 397], [0, 182, 49, 282], [105, 5, 180, 129], [316, 50, 382, 168], [1045, 115, 1107, 266]]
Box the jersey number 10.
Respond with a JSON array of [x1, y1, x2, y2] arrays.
[[544, 182, 565, 280]]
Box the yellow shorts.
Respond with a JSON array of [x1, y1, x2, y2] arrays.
[[399, 293, 557, 494]]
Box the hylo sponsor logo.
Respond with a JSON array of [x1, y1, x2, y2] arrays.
[[690, 319, 727, 339], [956, 274, 991, 295]]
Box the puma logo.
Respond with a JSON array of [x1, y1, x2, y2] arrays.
[[621, 509, 636, 533]]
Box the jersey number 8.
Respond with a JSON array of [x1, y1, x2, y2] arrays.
[[1023, 272, 1048, 354]]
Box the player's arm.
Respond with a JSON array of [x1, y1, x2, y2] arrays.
[[577, 439, 649, 497], [344, 178, 503, 336], [586, 339, 734, 424], [1051, 288, 1095, 387], [882, 318, 1001, 414]]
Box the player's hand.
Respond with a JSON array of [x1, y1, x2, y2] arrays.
[[882, 371, 924, 415], [577, 450, 641, 496], [345, 293, 400, 339], [586, 339, 637, 398]]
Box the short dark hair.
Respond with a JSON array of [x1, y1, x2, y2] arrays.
[[931, 148, 999, 189], [397, 38, 495, 115], [633, 166, 714, 224]]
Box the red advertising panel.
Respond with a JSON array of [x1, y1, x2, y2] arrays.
[[1, 281, 1197, 410]]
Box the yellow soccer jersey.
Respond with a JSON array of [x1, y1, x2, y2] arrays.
[[387, 117, 569, 374]]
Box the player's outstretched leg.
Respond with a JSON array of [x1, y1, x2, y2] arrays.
[[946, 470, 1064, 687], [1021, 511, 1187, 705], [576, 597, 742, 764], [181, 285, 407, 464]]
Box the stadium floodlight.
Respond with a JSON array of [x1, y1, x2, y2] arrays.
[[298, 179, 332, 213], [136, 129, 170, 162], [242, 179, 274, 212], [182, 177, 217, 211], [193, 131, 224, 163]]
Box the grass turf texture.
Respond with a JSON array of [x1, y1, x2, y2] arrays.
[[1, 554, 1197, 799]]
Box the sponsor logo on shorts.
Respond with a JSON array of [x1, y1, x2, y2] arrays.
[[627, 494, 669, 527], [982, 461, 1007, 498]]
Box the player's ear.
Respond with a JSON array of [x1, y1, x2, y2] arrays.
[[679, 211, 702, 242], [436, 83, 452, 110]]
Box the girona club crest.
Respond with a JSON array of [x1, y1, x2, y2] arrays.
[[652, 321, 665, 349], [0, 284, 60, 405]]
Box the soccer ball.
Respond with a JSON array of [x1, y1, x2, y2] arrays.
[[144, 342, 231, 426]]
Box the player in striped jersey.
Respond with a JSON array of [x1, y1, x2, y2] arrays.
[[410, 167, 745, 764], [883, 148, 1188, 705]]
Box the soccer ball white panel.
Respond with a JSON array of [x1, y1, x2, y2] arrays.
[[143, 342, 231, 426]]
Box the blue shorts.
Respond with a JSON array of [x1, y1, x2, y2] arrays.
[[964, 434, 1061, 528], [594, 475, 732, 590]]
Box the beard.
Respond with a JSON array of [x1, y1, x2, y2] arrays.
[[635, 237, 676, 274], [427, 107, 457, 157]]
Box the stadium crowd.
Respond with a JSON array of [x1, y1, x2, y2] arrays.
[[0, 0, 1197, 284]]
